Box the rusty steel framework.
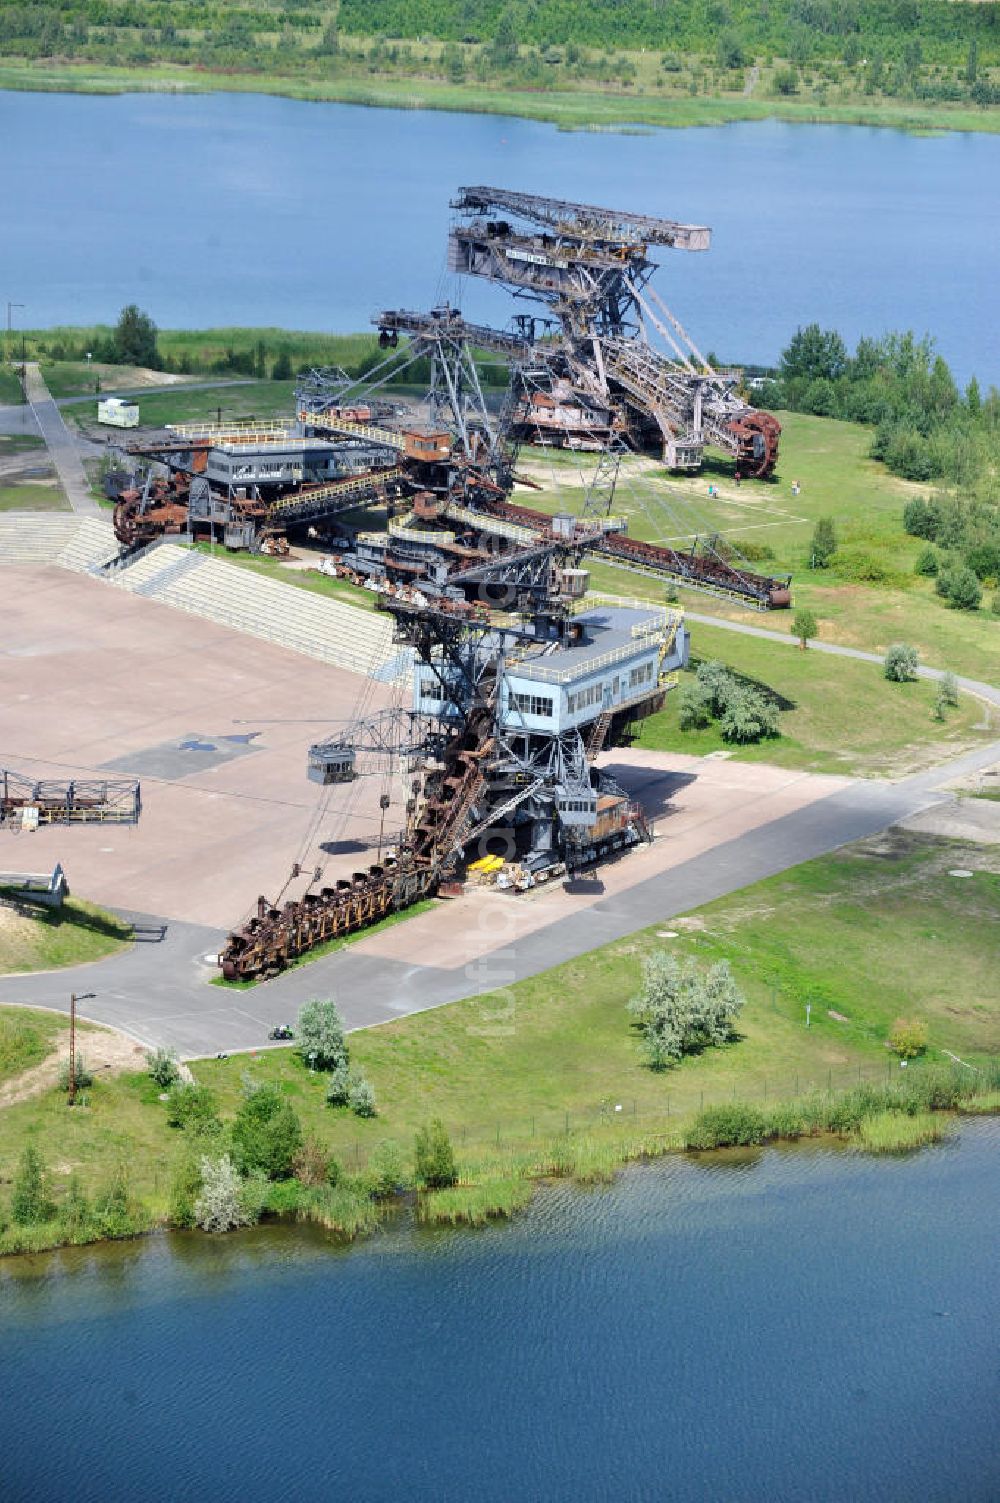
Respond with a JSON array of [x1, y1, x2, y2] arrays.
[[448, 185, 780, 478], [218, 609, 500, 981]]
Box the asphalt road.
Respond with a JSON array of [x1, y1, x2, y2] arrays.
[[0, 767, 962, 1058], [21, 363, 100, 515]]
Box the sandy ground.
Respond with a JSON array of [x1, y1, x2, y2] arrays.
[[0, 1015, 148, 1108], [1, 566, 396, 926], [4, 564, 856, 965]]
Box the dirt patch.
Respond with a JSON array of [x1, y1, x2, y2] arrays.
[[0, 1021, 147, 1108]]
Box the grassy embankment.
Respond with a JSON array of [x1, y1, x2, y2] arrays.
[[0, 897, 133, 974], [634, 620, 991, 778], [0, 56, 997, 137], [0, 832, 995, 1241], [519, 412, 1000, 685]]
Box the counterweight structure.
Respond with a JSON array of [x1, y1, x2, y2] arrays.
[[448, 185, 780, 477]]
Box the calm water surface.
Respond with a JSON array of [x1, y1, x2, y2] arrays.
[[3, 90, 999, 381], [1, 1120, 998, 1502]]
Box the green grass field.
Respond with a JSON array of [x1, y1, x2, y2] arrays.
[[0, 831, 995, 1217], [0, 366, 24, 404], [0, 1008, 65, 1085], [0, 898, 133, 975], [635, 620, 993, 778], [0, 485, 67, 512], [567, 411, 1000, 683], [72, 379, 299, 430]]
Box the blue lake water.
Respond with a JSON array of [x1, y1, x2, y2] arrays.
[[3, 90, 999, 383], [2, 1119, 998, 1503]]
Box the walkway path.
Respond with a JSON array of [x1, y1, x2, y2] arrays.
[[21, 363, 101, 515]]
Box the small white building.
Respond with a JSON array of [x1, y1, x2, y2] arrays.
[[97, 397, 139, 428]]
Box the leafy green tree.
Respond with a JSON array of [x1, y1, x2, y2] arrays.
[[627, 951, 744, 1070], [113, 304, 159, 368], [677, 679, 713, 730], [272, 351, 292, 380], [780, 325, 848, 384], [792, 608, 818, 648], [415, 1119, 457, 1188], [773, 66, 798, 96], [296, 998, 348, 1071], [965, 37, 978, 85], [11, 1144, 55, 1225], [940, 565, 982, 611], [694, 659, 733, 715], [809, 517, 837, 568], [884, 642, 919, 681], [232, 1083, 303, 1180], [719, 685, 779, 743], [716, 31, 746, 69]]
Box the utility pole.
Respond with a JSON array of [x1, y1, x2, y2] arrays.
[[67, 992, 95, 1105], [6, 301, 25, 366]]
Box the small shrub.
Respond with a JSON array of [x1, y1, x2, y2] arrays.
[[59, 1054, 94, 1091], [809, 517, 837, 568], [145, 1046, 180, 1089], [884, 642, 919, 681], [685, 1103, 768, 1149], [264, 1178, 306, 1216], [941, 564, 982, 611], [325, 1062, 351, 1106], [166, 1081, 222, 1135], [991, 591, 1000, 617], [348, 1073, 377, 1118], [59, 1173, 94, 1238], [169, 1148, 203, 1228], [792, 608, 818, 648], [194, 1154, 256, 1233], [938, 671, 959, 707], [93, 1162, 143, 1239], [888, 1017, 928, 1059], [10, 1144, 55, 1226], [365, 1139, 407, 1198], [291, 1137, 335, 1188], [231, 1081, 303, 1180], [415, 1118, 458, 1188], [914, 544, 939, 576]]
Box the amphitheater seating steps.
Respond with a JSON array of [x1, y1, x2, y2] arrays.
[[0, 514, 80, 562], [1, 516, 401, 678]]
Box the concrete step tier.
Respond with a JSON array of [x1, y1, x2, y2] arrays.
[[0, 515, 400, 678]]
